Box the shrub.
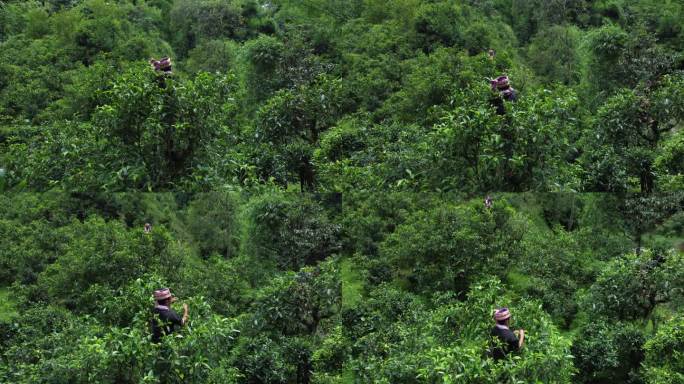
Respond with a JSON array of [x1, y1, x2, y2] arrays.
[[186, 192, 239, 258], [250, 260, 341, 336], [382, 199, 524, 294], [642, 315, 684, 384], [34, 217, 182, 311], [572, 320, 645, 384], [244, 193, 341, 271]]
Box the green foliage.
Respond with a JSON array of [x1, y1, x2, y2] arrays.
[[571, 320, 646, 383], [244, 193, 341, 271], [0, 0, 169, 121], [253, 74, 347, 188], [312, 325, 350, 374], [2, 191, 681, 383], [582, 249, 684, 321], [619, 193, 684, 248], [314, 116, 368, 164], [185, 192, 239, 258], [527, 25, 582, 85], [184, 39, 239, 74], [0, 0, 682, 197], [642, 315, 684, 384], [376, 47, 463, 125], [339, 258, 364, 309], [53, 60, 127, 120], [0, 288, 17, 322], [413, 2, 461, 51], [2, 292, 241, 384], [4, 66, 237, 191], [169, 0, 266, 57], [520, 226, 601, 327], [250, 260, 341, 336], [337, 191, 418, 256], [429, 85, 582, 192], [0, 35, 66, 121], [181, 255, 251, 316], [94, 67, 237, 189], [315, 120, 430, 192], [469, 0, 588, 42], [242, 34, 287, 103], [414, 3, 514, 55], [230, 334, 290, 383], [382, 199, 524, 294], [582, 74, 684, 193], [257, 75, 345, 145], [34, 217, 182, 311], [2, 0, 684, 382], [344, 279, 576, 383], [583, 24, 631, 101], [0, 218, 64, 285], [655, 129, 684, 192], [583, 24, 680, 107]]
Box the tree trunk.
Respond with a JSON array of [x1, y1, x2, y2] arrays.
[[299, 157, 315, 193], [640, 163, 654, 196]]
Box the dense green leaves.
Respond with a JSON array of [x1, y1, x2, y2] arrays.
[[344, 279, 576, 383], [427, 85, 582, 192], [4, 67, 237, 191], [582, 249, 684, 321], [1, 0, 682, 193], [186, 192, 239, 258], [582, 74, 684, 193], [244, 193, 341, 272], [250, 260, 341, 336], [2, 0, 684, 382], [382, 198, 524, 293], [572, 320, 646, 383], [1, 191, 683, 383], [643, 316, 684, 384]]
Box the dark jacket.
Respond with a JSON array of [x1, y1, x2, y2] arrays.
[[490, 325, 520, 359], [151, 306, 183, 343]]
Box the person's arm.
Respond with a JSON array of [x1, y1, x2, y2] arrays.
[[517, 329, 525, 348], [507, 330, 521, 352], [182, 303, 189, 325]]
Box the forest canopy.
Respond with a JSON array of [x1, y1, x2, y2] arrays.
[[0, 0, 683, 383]]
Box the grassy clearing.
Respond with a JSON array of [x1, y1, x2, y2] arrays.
[[0, 287, 18, 322], [339, 367, 355, 383], [506, 270, 537, 293], [505, 193, 552, 233], [340, 258, 364, 310], [643, 233, 684, 251]]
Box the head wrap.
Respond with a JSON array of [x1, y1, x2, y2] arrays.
[[493, 307, 511, 322], [150, 57, 172, 72], [153, 288, 172, 301], [490, 76, 510, 91], [497, 76, 509, 89]]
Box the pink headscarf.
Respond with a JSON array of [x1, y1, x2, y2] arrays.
[[150, 57, 172, 72], [153, 288, 172, 301], [490, 76, 510, 91], [493, 307, 511, 322]]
